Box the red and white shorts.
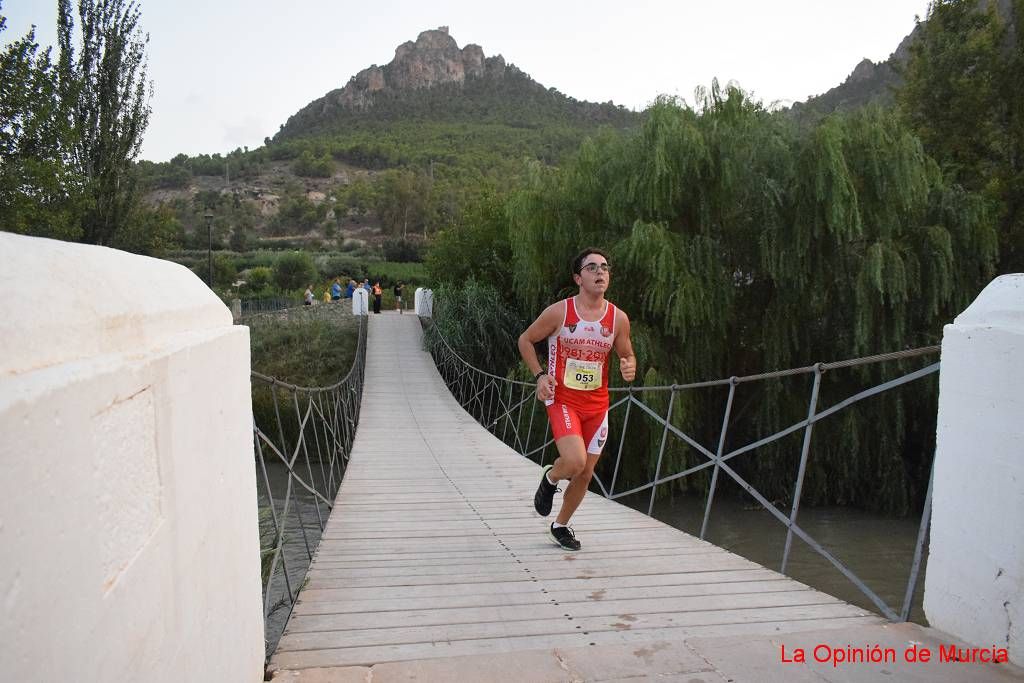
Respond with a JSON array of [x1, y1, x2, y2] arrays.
[[546, 402, 610, 455]]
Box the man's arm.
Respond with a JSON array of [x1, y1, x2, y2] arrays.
[[614, 309, 636, 382], [518, 303, 562, 401]]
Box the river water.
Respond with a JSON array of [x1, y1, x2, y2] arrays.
[[618, 490, 928, 623], [257, 459, 335, 656]]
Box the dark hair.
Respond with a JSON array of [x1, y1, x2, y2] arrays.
[[571, 247, 610, 275]]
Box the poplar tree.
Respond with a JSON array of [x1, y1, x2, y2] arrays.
[[0, 7, 82, 238], [57, 0, 152, 246]]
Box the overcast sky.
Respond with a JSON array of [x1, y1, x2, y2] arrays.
[[4, 0, 931, 162]]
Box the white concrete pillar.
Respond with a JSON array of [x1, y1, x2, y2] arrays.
[[925, 273, 1023, 666], [0, 233, 264, 682], [352, 287, 368, 315], [415, 287, 433, 317]]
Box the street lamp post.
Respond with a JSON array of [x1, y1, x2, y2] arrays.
[[204, 211, 214, 287]]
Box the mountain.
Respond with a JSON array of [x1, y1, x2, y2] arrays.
[[789, 25, 920, 121], [275, 26, 637, 139], [791, 0, 1018, 120], [141, 28, 645, 254]]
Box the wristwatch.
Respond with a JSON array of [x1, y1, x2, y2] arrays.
[[534, 370, 547, 381]]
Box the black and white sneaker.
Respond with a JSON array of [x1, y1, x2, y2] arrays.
[[534, 465, 558, 516], [548, 524, 581, 551]]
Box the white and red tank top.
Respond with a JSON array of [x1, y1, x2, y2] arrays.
[[546, 297, 617, 410]]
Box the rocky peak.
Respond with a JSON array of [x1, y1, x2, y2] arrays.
[[334, 27, 505, 110], [848, 58, 878, 83]]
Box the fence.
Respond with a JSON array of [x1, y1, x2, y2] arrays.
[[250, 315, 367, 657], [423, 319, 939, 623], [239, 297, 302, 319]]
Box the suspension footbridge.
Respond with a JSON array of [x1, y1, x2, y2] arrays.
[[261, 313, 1016, 681]]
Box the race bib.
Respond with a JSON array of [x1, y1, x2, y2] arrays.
[[563, 358, 602, 391]]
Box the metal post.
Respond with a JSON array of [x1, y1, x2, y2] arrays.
[[700, 379, 737, 540], [204, 211, 214, 287], [900, 464, 935, 621], [609, 387, 634, 496], [781, 364, 823, 573], [647, 388, 677, 517], [294, 392, 325, 532], [525, 395, 538, 457], [500, 381, 514, 444]]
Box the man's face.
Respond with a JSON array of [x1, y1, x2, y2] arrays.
[[575, 255, 611, 293]]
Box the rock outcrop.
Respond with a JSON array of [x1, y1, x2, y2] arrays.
[[333, 27, 504, 111]]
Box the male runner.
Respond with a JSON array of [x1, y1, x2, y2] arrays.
[[517, 248, 636, 550]]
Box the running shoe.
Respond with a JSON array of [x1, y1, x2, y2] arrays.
[[533, 464, 558, 516], [548, 523, 581, 551]]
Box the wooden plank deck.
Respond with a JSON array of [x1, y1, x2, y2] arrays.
[[269, 312, 883, 672]]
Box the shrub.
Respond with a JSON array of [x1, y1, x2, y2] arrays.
[[212, 254, 238, 287], [273, 251, 316, 291], [315, 253, 365, 281]]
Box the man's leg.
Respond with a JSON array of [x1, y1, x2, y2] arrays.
[[534, 433, 585, 517], [555, 453, 599, 525], [548, 435, 587, 483]]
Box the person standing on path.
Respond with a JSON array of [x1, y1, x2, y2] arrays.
[[331, 278, 342, 301], [393, 281, 404, 313], [372, 281, 383, 314], [517, 248, 636, 551]]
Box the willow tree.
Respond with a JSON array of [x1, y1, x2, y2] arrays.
[[505, 84, 996, 513]]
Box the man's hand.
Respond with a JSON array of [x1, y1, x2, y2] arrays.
[[536, 374, 557, 401], [619, 356, 637, 382]]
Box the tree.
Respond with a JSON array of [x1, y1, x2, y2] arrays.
[[426, 192, 513, 287], [898, 0, 1005, 192], [229, 227, 250, 252], [374, 169, 431, 237], [212, 254, 237, 287], [111, 203, 180, 255], [273, 251, 316, 292], [293, 150, 334, 178], [58, 0, 153, 246], [0, 8, 82, 239], [340, 177, 371, 214], [271, 195, 324, 234], [898, 0, 1024, 270]]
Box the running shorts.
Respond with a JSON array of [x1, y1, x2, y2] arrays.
[[546, 402, 610, 455]]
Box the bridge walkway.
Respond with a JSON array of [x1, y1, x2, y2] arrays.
[[269, 313, 891, 677]]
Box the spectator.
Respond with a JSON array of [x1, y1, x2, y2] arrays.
[[393, 281, 404, 314], [372, 281, 383, 314]]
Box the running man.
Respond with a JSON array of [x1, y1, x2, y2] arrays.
[[517, 248, 636, 550]]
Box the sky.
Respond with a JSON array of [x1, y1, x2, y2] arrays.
[[4, 0, 932, 163]]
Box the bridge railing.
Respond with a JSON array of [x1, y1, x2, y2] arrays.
[[423, 319, 939, 624], [250, 315, 367, 657]]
